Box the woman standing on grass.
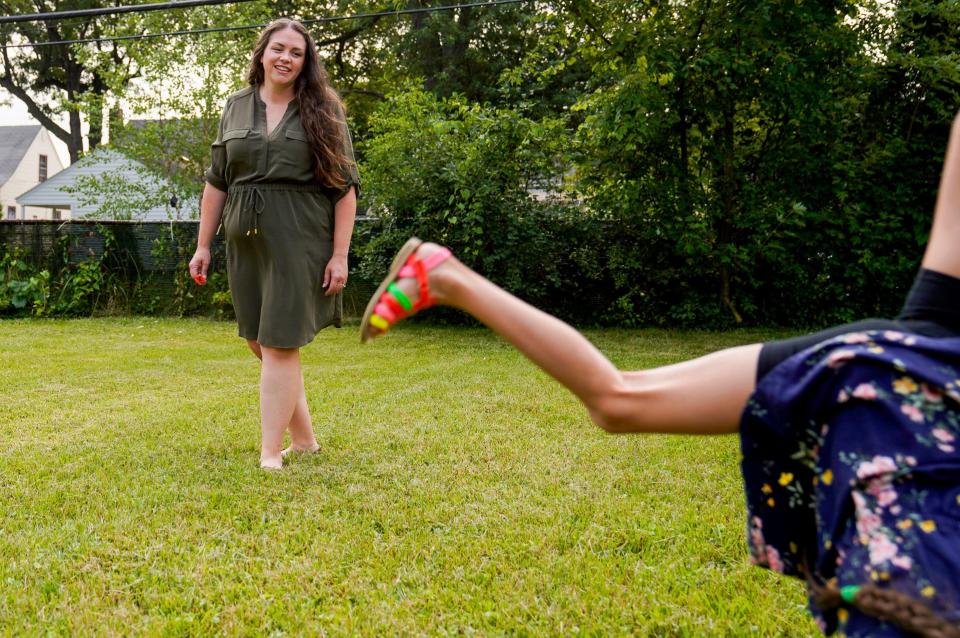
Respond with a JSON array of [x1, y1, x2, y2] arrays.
[[189, 18, 359, 469], [359, 113, 960, 637]]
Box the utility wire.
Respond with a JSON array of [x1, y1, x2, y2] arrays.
[[0, 0, 259, 25], [2, 0, 533, 49]]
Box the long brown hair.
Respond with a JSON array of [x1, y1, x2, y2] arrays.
[[246, 18, 354, 190]]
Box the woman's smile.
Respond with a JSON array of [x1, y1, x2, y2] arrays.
[[262, 28, 305, 86]]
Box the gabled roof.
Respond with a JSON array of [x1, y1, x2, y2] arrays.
[[0, 125, 42, 185], [16, 147, 195, 220]]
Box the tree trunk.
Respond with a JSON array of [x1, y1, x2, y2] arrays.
[[410, 0, 443, 93], [66, 63, 85, 161], [444, 6, 473, 90], [677, 79, 691, 217], [0, 46, 76, 155], [717, 102, 742, 323], [68, 109, 83, 162]]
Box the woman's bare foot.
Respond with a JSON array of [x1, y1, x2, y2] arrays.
[[260, 454, 283, 470], [281, 442, 320, 457]]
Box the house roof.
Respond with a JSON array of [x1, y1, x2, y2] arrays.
[[0, 125, 41, 186], [16, 147, 195, 220]]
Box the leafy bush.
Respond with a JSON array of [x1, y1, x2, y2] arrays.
[[357, 87, 579, 317], [0, 251, 49, 315], [356, 85, 933, 329], [0, 223, 232, 319]]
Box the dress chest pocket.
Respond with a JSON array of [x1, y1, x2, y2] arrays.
[[277, 128, 314, 177], [223, 128, 259, 177]]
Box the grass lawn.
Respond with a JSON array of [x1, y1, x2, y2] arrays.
[[0, 318, 818, 636]]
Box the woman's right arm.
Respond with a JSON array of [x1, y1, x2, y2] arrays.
[[189, 183, 227, 281]]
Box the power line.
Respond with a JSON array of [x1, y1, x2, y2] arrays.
[[0, 0, 259, 25], [2, 0, 533, 49]]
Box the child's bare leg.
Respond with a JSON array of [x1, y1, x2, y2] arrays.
[[922, 112, 960, 278], [615, 344, 761, 433], [386, 246, 760, 434]]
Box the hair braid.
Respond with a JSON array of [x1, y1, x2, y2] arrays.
[[808, 579, 960, 638]]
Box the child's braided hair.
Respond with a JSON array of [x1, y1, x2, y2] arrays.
[[807, 578, 960, 638]]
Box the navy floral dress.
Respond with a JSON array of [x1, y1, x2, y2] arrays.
[[740, 330, 960, 636]]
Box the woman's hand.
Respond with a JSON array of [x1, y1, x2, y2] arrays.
[[324, 253, 348, 296], [189, 247, 211, 284]]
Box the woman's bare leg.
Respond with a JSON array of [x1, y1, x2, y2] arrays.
[[922, 112, 960, 278], [258, 346, 302, 469], [283, 373, 320, 455], [247, 340, 319, 458], [370, 247, 760, 435]]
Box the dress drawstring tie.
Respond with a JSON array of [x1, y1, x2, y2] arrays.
[[224, 183, 327, 239], [237, 187, 265, 236]]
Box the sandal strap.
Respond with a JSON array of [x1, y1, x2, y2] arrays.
[[412, 257, 432, 310], [382, 291, 407, 316], [399, 247, 451, 310], [371, 283, 412, 333], [386, 282, 413, 312], [397, 247, 452, 279], [369, 314, 390, 331], [369, 245, 453, 334], [374, 301, 397, 323]]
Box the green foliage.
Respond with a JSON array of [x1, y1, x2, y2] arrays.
[[0, 251, 49, 315], [210, 277, 235, 320], [553, 0, 959, 327], [109, 120, 214, 211], [0, 0, 147, 159], [51, 259, 106, 316], [6, 0, 958, 327], [358, 87, 577, 311], [62, 152, 193, 222], [0, 224, 232, 318]]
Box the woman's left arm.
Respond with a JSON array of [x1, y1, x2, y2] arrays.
[[324, 185, 357, 296]]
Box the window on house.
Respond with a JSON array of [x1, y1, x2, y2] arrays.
[[52, 209, 61, 221], [6, 206, 16, 220], [39, 155, 48, 182]]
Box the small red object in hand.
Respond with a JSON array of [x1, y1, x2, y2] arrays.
[[193, 273, 206, 285]]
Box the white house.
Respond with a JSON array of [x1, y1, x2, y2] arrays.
[[0, 125, 66, 220], [15, 148, 194, 221]]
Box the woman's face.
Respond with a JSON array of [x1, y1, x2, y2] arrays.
[[261, 27, 307, 88]]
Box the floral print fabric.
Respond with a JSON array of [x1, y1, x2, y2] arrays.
[[740, 331, 960, 636]]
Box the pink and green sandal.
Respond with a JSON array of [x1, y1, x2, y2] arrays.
[[360, 237, 453, 343]]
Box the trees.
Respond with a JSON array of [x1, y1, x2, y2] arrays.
[[0, 0, 142, 161], [4, 0, 956, 325], [358, 0, 958, 326], [553, 0, 959, 325]]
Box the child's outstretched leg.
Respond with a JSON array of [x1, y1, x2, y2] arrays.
[[362, 240, 761, 435]]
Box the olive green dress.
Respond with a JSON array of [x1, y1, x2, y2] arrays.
[[205, 86, 360, 348]]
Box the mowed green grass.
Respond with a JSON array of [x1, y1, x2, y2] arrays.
[[0, 318, 817, 636]]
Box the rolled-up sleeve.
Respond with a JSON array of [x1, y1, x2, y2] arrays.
[[204, 108, 228, 192], [332, 121, 360, 203]]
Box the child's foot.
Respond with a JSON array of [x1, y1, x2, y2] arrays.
[[281, 442, 320, 458], [360, 238, 459, 342]]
